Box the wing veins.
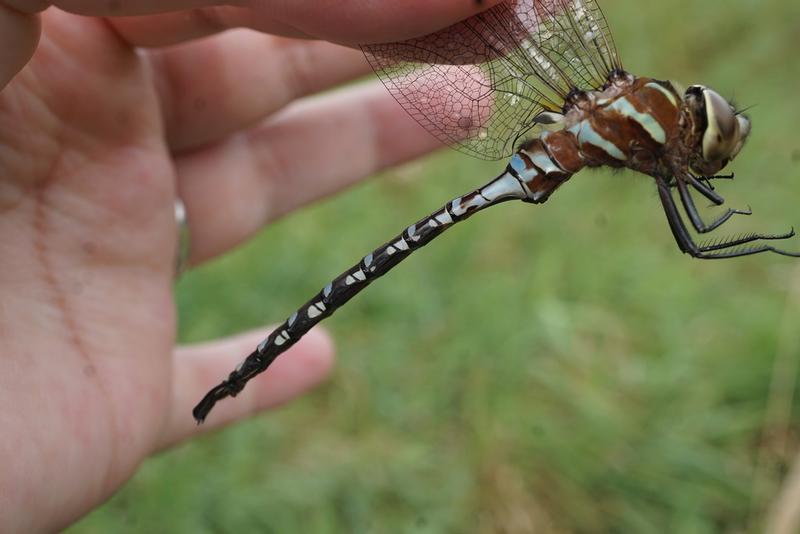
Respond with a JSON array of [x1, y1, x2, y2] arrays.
[[361, 0, 623, 159], [476, 7, 574, 98]]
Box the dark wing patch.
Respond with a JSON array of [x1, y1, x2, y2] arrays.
[[363, 0, 622, 160]]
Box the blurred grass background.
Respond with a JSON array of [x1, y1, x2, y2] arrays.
[[70, 0, 800, 532]]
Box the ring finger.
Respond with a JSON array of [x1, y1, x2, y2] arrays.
[[174, 82, 442, 265]]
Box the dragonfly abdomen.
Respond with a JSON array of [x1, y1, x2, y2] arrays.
[[193, 168, 536, 422], [511, 133, 580, 204]]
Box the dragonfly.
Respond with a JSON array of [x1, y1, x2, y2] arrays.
[[193, 0, 799, 423]]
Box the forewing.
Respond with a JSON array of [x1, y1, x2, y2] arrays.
[[363, 0, 622, 160]]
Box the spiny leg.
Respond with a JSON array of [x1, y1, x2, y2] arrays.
[[656, 178, 799, 259], [193, 169, 533, 423], [657, 178, 700, 255], [692, 239, 800, 259], [698, 230, 796, 252], [699, 173, 735, 191], [685, 173, 726, 205], [675, 176, 751, 233], [668, 173, 734, 200]]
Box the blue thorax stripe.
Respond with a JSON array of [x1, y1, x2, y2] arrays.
[[645, 82, 679, 108], [568, 121, 627, 161], [607, 97, 667, 144]]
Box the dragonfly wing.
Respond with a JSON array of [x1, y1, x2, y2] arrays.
[[363, 0, 623, 160]]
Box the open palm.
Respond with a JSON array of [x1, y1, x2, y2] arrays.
[[0, 1, 497, 530]]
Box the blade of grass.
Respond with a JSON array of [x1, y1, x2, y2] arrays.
[[752, 265, 800, 532]]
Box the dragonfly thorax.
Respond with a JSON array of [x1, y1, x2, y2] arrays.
[[546, 74, 685, 179], [550, 75, 751, 183]]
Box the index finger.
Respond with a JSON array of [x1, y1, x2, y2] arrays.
[[55, 0, 504, 45], [0, 4, 40, 91]]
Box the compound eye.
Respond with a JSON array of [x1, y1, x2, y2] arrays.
[[702, 89, 740, 161]]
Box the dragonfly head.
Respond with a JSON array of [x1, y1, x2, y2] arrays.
[[683, 85, 751, 175]]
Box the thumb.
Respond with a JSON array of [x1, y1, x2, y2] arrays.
[[156, 326, 335, 451]]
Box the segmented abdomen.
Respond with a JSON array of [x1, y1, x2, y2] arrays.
[[510, 131, 581, 203]]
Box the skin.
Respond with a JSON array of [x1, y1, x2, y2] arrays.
[[0, 0, 502, 530]]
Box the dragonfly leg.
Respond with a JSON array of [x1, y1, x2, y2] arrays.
[[668, 173, 734, 197], [699, 173, 735, 191], [676, 177, 751, 233], [685, 173, 726, 205], [656, 178, 800, 259]]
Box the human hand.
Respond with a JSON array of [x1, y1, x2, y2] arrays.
[[0, 1, 500, 530]]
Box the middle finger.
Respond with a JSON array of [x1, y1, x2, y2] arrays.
[[149, 30, 370, 152]]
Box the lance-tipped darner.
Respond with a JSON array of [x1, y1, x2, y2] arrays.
[[193, 0, 798, 423]]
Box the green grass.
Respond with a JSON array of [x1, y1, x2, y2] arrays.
[[71, 0, 800, 532]]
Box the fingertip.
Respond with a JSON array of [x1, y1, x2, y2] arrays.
[[298, 326, 336, 376], [160, 326, 336, 450], [258, 327, 337, 396], [212, 326, 337, 404]]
